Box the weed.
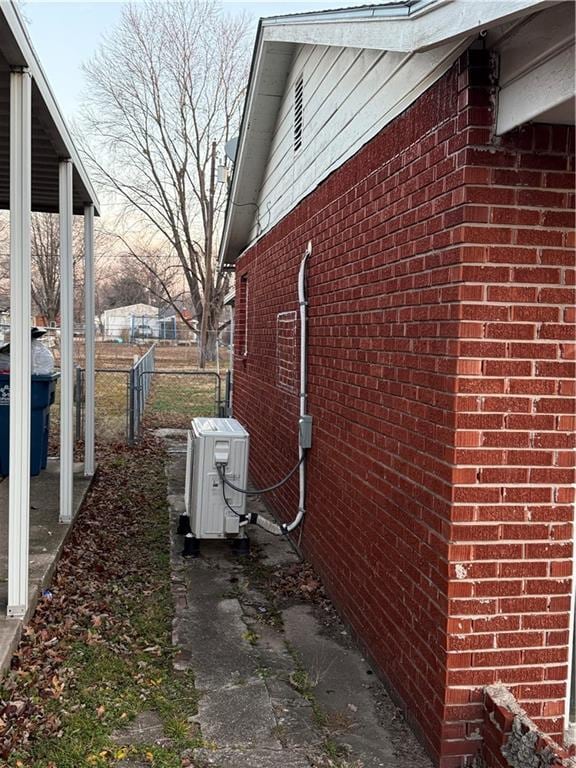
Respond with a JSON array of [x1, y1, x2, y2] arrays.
[[289, 669, 315, 699], [323, 737, 349, 761], [242, 629, 259, 646]]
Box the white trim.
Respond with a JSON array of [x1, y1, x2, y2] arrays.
[[83, 204, 95, 477], [496, 42, 575, 134], [262, 1, 549, 53], [7, 68, 32, 618], [59, 159, 74, 523]]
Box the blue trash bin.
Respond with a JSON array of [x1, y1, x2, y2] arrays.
[[0, 372, 59, 476]]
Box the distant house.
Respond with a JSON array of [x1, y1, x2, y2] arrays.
[[101, 303, 159, 341], [219, 2, 575, 766]]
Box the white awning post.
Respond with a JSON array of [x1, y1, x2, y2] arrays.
[[83, 204, 95, 477], [7, 68, 32, 618], [59, 159, 74, 523]]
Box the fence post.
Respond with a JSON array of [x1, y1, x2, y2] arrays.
[[75, 366, 83, 443], [224, 370, 231, 417], [128, 367, 136, 445]]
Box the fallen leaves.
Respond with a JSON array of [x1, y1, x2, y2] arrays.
[[0, 435, 187, 763], [264, 560, 330, 608]]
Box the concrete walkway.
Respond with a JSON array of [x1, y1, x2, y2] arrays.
[[164, 431, 433, 768], [0, 460, 92, 675]]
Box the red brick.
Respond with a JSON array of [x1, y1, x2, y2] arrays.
[[514, 267, 562, 284], [233, 57, 576, 767]]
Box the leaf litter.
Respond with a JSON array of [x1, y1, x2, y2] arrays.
[[0, 435, 199, 767]]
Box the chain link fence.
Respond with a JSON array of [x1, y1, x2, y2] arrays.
[[139, 370, 222, 433], [47, 343, 227, 452], [49, 368, 132, 453]]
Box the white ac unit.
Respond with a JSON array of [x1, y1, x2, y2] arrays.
[[185, 417, 249, 539]]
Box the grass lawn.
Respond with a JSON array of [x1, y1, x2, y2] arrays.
[[0, 437, 200, 768], [145, 374, 221, 430]]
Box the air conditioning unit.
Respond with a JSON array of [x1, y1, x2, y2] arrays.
[[185, 417, 249, 539]]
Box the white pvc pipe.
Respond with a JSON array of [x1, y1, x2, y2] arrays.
[[59, 159, 74, 523], [83, 204, 95, 477], [228, 310, 234, 415], [564, 495, 576, 742], [285, 240, 312, 534], [7, 68, 32, 618]]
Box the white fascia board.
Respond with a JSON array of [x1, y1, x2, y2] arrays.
[[496, 42, 576, 134], [218, 34, 264, 269], [219, 35, 294, 267], [410, 0, 557, 51], [263, 1, 553, 53], [0, 1, 100, 214]]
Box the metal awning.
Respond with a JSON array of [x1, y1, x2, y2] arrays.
[[0, 1, 100, 214], [0, 0, 98, 620]]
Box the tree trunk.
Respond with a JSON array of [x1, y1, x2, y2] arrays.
[[197, 302, 221, 366]]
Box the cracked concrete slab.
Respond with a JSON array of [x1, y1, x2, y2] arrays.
[[197, 680, 278, 748], [193, 746, 312, 768], [163, 430, 433, 768], [283, 604, 398, 767], [174, 597, 260, 689]]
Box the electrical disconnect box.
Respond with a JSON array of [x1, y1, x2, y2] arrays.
[[185, 417, 249, 539]]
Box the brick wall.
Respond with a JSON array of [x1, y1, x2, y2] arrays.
[[232, 49, 575, 766], [444, 54, 575, 761]]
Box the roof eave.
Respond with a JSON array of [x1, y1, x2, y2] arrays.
[[219, 0, 554, 268]]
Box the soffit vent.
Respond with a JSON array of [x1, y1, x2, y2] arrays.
[[294, 75, 303, 152]]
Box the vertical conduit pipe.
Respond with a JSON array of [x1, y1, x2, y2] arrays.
[[565, 501, 576, 742], [218, 242, 312, 539], [284, 241, 312, 534]]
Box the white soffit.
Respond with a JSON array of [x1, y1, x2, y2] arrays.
[[492, 2, 576, 134]]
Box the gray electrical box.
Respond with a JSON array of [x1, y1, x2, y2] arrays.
[[299, 415, 313, 450]]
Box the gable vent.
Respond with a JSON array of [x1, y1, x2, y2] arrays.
[[294, 75, 303, 152]]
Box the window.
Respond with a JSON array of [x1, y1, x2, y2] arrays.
[[294, 75, 304, 152]]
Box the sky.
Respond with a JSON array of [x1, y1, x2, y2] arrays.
[[24, 0, 374, 122]]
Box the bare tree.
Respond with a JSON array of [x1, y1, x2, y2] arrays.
[[79, 0, 250, 365], [29, 214, 109, 326], [0, 213, 85, 326], [0, 212, 107, 327], [99, 257, 176, 313], [30, 214, 65, 325]]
